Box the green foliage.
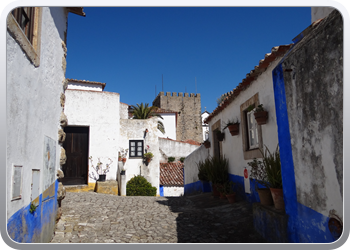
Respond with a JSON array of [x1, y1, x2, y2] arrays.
[[216, 95, 225, 106], [168, 157, 175, 163], [197, 158, 211, 182], [144, 152, 154, 159], [179, 157, 185, 163], [204, 156, 229, 185], [217, 181, 236, 195], [126, 175, 157, 196], [223, 117, 240, 130], [29, 203, 37, 214], [260, 144, 282, 189], [255, 104, 265, 113], [248, 158, 270, 188], [130, 103, 165, 134]]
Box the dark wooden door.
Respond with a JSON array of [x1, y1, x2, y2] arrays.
[[62, 127, 89, 185]]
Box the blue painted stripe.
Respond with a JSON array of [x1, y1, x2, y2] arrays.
[[7, 180, 58, 243], [273, 62, 299, 243], [159, 185, 164, 197]]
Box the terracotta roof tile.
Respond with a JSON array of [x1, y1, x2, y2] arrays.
[[159, 162, 184, 186], [204, 44, 293, 124]]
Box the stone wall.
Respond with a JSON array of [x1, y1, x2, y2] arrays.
[[153, 92, 203, 143]]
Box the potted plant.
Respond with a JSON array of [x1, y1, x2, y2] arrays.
[[206, 156, 229, 197], [261, 144, 284, 210], [248, 158, 274, 206], [216, 130, 225, 141], [144, 152, 154, 163], [203, 139, 211, 148], [220, 181, 237, 203], [88, 157, 113, 182], [254, 104, 268, 125], [119, 148, 129, 163], [223, 118, 240, 136], [197, 158, 212, 193]]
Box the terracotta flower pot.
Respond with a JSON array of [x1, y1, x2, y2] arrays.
[[257, 188, 274, 206], [254, 111, 268, 125], [270, 187, 285, 210], [228, 124, 239, 136], [226, 193, 236, 204], [204, 141, 211, 148], [118, 156, 122, 161], [219, 192, 226, 199], [122, 158, 127, 163], [146, 158, 152, 163], [216, 132, 225, 141], [212, 184, 220, 197]]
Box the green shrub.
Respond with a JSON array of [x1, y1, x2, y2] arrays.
[[197, 158, 211, 182], [207, 156, 229, 185], [126, 175, 157, 196], [168, 157, 175, 162], [179, 157, 185, 163]]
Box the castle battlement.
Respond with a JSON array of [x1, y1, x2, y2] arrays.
[[155, 91, 200, 98], [152, 91, 202, 143]]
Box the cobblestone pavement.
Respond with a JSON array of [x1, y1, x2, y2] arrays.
[[50, 191, 267, 243]]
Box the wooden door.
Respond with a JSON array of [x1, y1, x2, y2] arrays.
[[62, 127, 89, 185]]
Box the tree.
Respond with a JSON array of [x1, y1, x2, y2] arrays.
[[130, 103, 165, 134]]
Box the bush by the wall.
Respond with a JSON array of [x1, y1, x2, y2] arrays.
[[168, 157, 176, 163], [126, 175, 157, 196]]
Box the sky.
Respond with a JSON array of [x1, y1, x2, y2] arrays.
[[65, 7, 312, 113]]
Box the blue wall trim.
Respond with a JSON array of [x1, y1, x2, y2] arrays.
[[7, 180, 58, 243], [159, 185, 164, 197], [272, 61, 336, 243], [273, 62, 299, 243]]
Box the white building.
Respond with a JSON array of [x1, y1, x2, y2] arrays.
[[6, 7, 85, 243], [184, 44, 292, 196]]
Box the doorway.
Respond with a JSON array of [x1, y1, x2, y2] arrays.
[[62, 126, 89, 185]]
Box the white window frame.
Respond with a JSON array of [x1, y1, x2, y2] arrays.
[[247, 110, 259, 149], [11, 165, 23, 201]]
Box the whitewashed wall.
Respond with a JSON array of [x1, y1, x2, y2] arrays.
[[120, 102, 129, 119], [120, 117, 160, 195], [64, 89, 120, 182], [185, 58, 282, 187], [158, 138, 199, 162], [157, 113, 176, 140], [207, 59, 281, 178], [184, 145, 210, 185], [6, 7, 67, 219], [163, 186, 184, 197], [67, 81, 103, 91]]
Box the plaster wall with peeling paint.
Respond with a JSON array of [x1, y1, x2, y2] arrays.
[[275, 10, 343, 243], [6, 7, 68, 242]]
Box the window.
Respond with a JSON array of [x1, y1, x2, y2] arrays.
[[129, 140, 144, 158], [240, 93, 263, 160], [11, 7, 35, 44], [247, 110, 259, 149], [7, 7, 42, 66], [12, 165, 23, 200]]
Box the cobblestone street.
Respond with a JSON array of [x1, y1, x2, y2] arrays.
[[50, 191, 267, 243]]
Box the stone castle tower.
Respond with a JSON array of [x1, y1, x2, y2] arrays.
[[153, 92, 203, 143]]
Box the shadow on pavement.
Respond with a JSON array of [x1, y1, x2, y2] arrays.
[[156, 192, 267, 243]]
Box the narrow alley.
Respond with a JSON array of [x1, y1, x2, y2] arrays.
[[50, 192, 267, 243]]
